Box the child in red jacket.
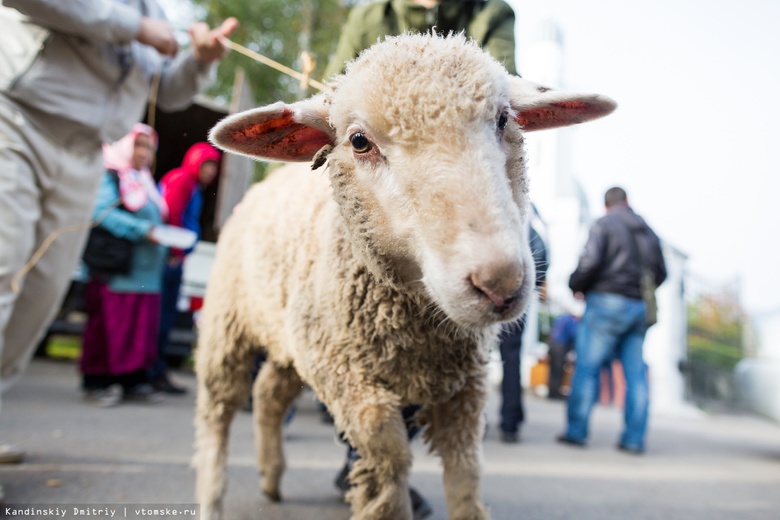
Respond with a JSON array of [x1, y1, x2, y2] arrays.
[[152, 142, 220, 393]]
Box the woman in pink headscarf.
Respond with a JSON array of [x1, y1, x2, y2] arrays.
[[79, 123, 169, 407]]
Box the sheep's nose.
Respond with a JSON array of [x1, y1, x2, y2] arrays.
[[469, 260, 524, 313]]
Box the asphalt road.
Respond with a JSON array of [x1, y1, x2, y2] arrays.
[[1, 358, 779, 519]]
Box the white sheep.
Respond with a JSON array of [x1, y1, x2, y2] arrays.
[[194, 32, 615, 520]]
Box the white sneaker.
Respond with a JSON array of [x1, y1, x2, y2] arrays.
[[84, 384, 122, 408]]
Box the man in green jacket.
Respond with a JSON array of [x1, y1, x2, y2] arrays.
[[325, 2, 519, 518], [324, 0, 518, 78]]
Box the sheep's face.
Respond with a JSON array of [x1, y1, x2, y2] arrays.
[[210, 33, 616, 331], [330, 116, 533, 329], [325, 39, 534, 329]]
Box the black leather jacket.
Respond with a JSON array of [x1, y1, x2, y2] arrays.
[[569, 206, 667, 300]]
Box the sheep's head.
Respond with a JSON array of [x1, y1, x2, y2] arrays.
[[211, 33, 615, 330]]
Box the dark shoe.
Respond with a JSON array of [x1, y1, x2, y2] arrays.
[[410, 487, 433, 520], [335, 445, 361, 494], [556, 434, 586, 447], [334, 461, 352, 493], [83, 384, 122, 408], [124, 384, 163, 403], [335, 462, 433, 520], [499, 430, 519, 444], [617, 443, 645, 455], [152, 375, 187, 395]]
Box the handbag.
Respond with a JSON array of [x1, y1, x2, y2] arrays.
[[627, 228, 658, 327], [82, 171, 135, 275], [638, 265, 658, 327]]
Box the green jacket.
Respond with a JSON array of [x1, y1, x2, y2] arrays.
[[324, 0, 517, 79]]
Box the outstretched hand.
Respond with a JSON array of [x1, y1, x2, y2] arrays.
[[189, 17, 239, 64]]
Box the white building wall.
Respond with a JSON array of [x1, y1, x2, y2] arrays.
[[644, 245, 697, 415], [735, 309, 780, 421]]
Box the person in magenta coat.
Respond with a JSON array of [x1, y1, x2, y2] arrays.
[[80, 123, 169, 407], [151, 142, 220, 394]]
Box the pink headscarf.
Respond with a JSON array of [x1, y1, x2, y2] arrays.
[[102, 123, 168, 219]]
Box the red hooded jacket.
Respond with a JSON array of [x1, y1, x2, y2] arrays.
[[159, 142, 221, 257]]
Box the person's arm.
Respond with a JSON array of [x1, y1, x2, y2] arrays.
[[161, 173, 193, 229], [529, 226, 549, 287], [470, 0, 517, 76], [4, 0, 183, 56], [154, 52, 214, 112], [93, 174, 154, 242], [482, 14, 517, 75], [154, 18, 237, 112], [569, 223, 606, 295], [4, 0, 142, 44]]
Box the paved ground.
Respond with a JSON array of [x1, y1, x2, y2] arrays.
[[1, 358, 780, 519]]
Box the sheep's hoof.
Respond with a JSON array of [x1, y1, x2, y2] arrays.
[[263, 489, 282, 502]]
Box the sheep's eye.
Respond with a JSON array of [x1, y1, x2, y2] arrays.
[[497, 111, 509, 130], [350, 133, 371, 153]]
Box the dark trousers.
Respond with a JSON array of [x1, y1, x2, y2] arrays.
[[548, 341, 568, 399], [499, 320, 526, 434], [150, 261, 184, 380], [343, 404, 421, 460]]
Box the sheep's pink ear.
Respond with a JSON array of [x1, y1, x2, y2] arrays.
[[209, 95, 334, 162], [508, 77, 617, 132]]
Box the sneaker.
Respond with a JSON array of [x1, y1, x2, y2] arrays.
[[151, 375, 187, 395], [84, 384, 122, 408], [334, 461, 352, 493], [617, 443, 645, 455], [0, 444, 25, 464], [555, 434, 586, 447], [410, 487, 433, 520], [123, 383, 163, 403], [335, 461, 432, 519]]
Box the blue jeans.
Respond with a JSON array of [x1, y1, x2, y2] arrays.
[[564, 292, 649, 449]]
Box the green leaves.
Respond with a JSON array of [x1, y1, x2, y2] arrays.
[[193, 0, 347, 104]]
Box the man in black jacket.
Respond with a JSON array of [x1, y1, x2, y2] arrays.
[[557, 187, 666, 454]]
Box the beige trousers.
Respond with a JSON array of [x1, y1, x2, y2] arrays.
[[0, 96, 103, 394]]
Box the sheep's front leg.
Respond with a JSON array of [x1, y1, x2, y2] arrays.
[[193, 337, 253, 520], [336, 392, 413, 520], [253, 359, 303, 502], [424, 374, 489, 520]]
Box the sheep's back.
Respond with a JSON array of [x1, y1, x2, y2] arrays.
[[205, 162, 337, 359]]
